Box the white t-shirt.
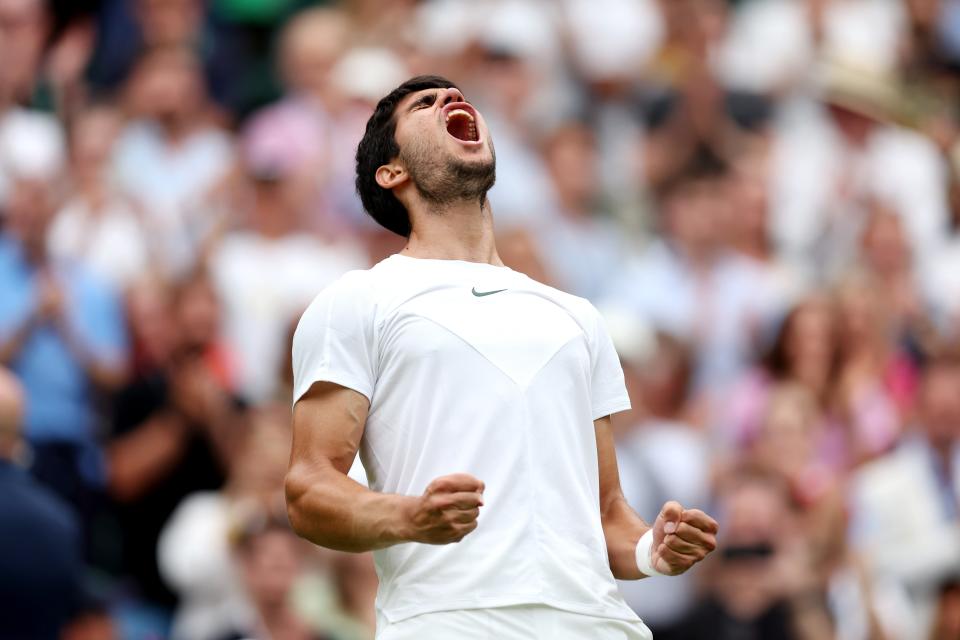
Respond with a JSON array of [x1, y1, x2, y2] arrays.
[[292, 254, 638, 625]]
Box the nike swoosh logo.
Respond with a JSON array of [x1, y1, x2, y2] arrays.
[[472, 287, 507, 297]]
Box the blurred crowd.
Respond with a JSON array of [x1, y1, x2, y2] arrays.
[[1, 0, 959, 639]]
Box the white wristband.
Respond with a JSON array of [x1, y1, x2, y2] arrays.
[[635, 529, 665, 577]]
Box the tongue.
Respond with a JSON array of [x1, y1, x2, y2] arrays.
[[447, 114, 475, 142]]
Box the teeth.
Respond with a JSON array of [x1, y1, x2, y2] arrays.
[[445, 108, 475, 123]]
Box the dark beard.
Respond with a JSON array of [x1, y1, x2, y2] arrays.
[[402, 140, 497, 208]]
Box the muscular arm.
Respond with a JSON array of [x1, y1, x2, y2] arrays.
[[596, 416, 719, 580], [285, 381, 483, 552]]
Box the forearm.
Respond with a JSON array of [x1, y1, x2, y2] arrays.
[[107, 413, 189, 502], [0, 314, 37, 365], [602, 494, 651, 580], [285, 460, 413, 552]]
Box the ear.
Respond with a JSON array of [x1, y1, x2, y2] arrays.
[[375, 161, 408, 191]]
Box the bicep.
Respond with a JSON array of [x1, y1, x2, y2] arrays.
[[290, 381, 370, 475]]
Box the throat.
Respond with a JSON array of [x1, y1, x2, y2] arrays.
[[402, 200, 502, 266]]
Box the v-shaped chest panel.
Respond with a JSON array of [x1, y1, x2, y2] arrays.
[[385, 287, 585, 388]]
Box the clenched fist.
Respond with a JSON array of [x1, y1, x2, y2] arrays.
[[650, 501, 718, 576], [402, 473, 485, 544]]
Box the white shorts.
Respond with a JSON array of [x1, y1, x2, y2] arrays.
[[376, 605, 654, 640]]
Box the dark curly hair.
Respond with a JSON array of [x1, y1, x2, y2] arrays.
[[355, 75, 460, 237]]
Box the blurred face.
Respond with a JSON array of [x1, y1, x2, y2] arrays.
[[544, 124, 598, 212], [131, 51, 204, 124], [837, 280, 886, 344], [136, 0, 202, 47], [920, 364, 960, 450], [756, 390, 817, 476], [70, 108, 121, 174], [711, 478, 793, 614], [862, 210, 909, 275], [391, 86, 496, 205], [0, 0, 47, 102], [785, 301, 834, 379], [175, 278, 220, 350], [280, 10, 351, 96], [664, 180, 720, 254], [127, 282, 176, 366], [828, 104, 874, 147], [476, 53, 534, 117], [239, 529, 302, 609], [5, 178, 58, 255]]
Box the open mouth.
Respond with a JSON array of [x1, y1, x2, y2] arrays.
[[445, 108, 479, 143]]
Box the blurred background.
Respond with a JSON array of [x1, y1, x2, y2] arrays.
[[0, 0, 959, 638]]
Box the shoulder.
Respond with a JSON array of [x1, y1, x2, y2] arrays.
[[294, 267, 382, 334], [519, 274, 606, 333], [2, 468, 79, 540]]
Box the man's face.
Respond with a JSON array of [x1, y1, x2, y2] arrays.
[[391, 86, 496, 205]]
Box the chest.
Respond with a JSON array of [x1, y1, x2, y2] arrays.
[[379, 288, 588, 389]]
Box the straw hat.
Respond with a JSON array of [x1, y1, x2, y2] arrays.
[[816, 58, 903, 123]]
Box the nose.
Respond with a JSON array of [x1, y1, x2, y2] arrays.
[[439, 87, 465, 106]]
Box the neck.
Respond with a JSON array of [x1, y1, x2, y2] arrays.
[[402, 197, 503, 265]]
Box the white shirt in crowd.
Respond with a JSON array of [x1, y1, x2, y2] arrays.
[[769, 100, 949, 278], [210, 232, 367, 404], [291, 254, 643, 628], [112, 121, 234, 275], [48, 198, 150, 291]]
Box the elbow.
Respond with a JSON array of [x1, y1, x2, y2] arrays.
[[284, 469, 312, 540]]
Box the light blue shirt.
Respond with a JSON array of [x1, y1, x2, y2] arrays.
[[0, 237, 127, 443]]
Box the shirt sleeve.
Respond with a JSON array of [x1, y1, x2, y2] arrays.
[[589, 305, 632, 420], [291, 274, 377, 406]]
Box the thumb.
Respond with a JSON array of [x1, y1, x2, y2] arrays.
[[653, 501, 683, 547]]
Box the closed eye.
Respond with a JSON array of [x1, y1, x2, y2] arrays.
[[411, 93, 437, 110]]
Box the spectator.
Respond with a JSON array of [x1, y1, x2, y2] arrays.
[[158, 406, 289, 640], [114, 45, 234, 276], [208, 116, 367, 404], [748, 384, 845, 580], [49, 104, 151, 291], [0, 366, 84, 640], [675, 469, 834, 640], [0, 0, 50, 108], [534, 121, 628, 301], [219, 512, 335, 640], [601, 152, 771, 395], [770, 61, 949, 279], [0, 171, 128, 528], [848, 354, 960, 632], [722, 295, 839, 451], [830, 271, 912, 469], [104, 273, 240, 636], [611, 327, 711, 637], [858, 203, 932, 345]]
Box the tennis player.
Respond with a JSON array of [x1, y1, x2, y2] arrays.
[[285, 76, 718, 639]]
